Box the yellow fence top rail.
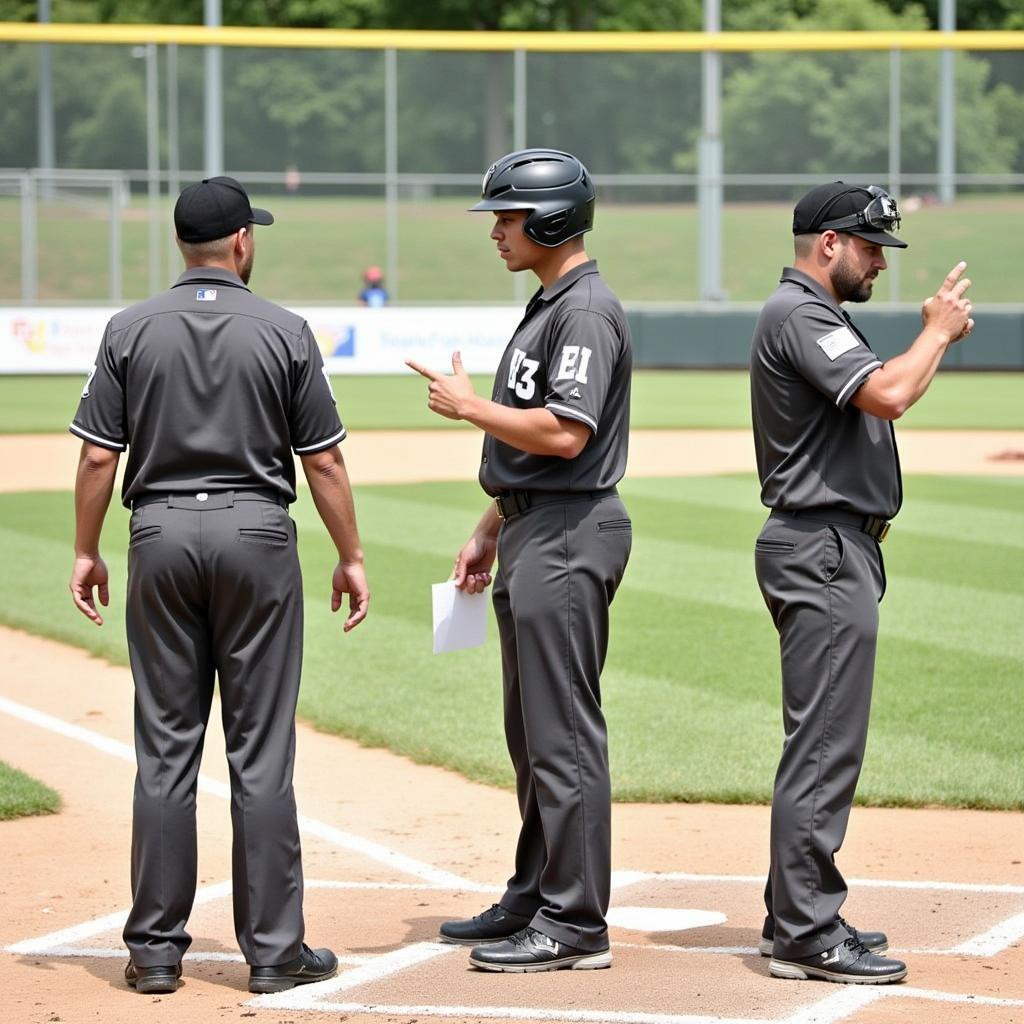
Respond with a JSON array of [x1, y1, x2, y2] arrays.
[[0, 23, 1022, 51]]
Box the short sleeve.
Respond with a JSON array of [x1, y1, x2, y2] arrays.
[[289, 323, 346, 454], [779, 303, 883, 409], [543, 309, 622, 434], [69, 324, 128, 450]]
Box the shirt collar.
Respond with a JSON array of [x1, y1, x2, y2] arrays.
[[172, 266, 251, 291], [537, 259, 600, 303], [779, 267, 844, 315]]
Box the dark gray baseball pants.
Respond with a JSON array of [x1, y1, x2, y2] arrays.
[[755, 512, 885, 959], [122, 492, 306, 968], [491, 494, 631, 953]]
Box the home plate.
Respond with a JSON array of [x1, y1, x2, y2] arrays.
[[608, 907, 726, 931]]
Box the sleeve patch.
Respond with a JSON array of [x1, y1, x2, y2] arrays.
[[815, 326, 860, 361]]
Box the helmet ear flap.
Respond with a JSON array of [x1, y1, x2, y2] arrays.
[[538, 210, 571, 239]]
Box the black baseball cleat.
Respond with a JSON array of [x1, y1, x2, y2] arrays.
[[248, 943, 339, 993], [759, 916, 888, 957], [769, 937, 907, 984], [469, 926, 612, 973], [125, 959, 182, 994], [439, 903, 532, 945]]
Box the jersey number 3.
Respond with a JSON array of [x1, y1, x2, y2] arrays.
[[508, 348, 540, 400]]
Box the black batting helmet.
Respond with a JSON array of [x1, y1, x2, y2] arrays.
[[470, 148, 595, 247]]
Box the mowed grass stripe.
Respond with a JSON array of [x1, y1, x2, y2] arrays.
[[4, 371, 1024, 435], [1, 480, 1021, 808]]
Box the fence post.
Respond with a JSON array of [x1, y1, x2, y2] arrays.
[[888, 47, 902, 305], [21, 173, 37, 304], [698, 0, 724, 302], [513, 48, 528, 304], [938, 0, 956, 204], [110, 178, 123, 304], [385, 47, 399, 301]]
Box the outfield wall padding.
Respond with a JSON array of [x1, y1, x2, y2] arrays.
[[626, 307, 1024, 370]]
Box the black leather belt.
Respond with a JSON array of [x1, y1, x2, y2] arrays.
[[132, 489, 287, 511], [775, 506, 892, 542], [494, 488, 617, 522]]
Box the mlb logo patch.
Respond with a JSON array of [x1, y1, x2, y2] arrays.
[[196, 289, 218, 301]]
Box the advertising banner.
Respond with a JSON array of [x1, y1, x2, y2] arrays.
[[0, 306, 522, 376]]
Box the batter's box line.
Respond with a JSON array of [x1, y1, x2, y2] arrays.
[[3, 878, 488, 959], [250, 958, 1024, 1024], [610, 871, 1024, 956]]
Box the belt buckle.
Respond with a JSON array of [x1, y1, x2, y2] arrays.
[[877, 519, 891, 543], [494, 496, 507, 521]]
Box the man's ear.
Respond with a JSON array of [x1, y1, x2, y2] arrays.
[[820, 230, 841, 259]]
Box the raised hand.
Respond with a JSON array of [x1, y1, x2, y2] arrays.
[[922, 261, 974, 343]]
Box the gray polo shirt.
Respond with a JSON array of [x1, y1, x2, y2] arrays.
[[479, 260, 632, 496], [750, 267, 901, 519], [70, 266, 344, 507]]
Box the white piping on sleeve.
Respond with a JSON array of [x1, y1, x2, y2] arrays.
[[68, 423, 127, 451], [835, 360, 882, 407], [546, 402, 598, 432], [293, 426, 347, 453]]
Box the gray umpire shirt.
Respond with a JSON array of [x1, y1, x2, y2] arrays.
[[70, 267, 344, 507], [750, 267, 902, 520], [480, 260, 632, 496]]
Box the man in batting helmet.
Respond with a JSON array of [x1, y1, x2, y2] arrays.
[[409, 148, 632, 972]]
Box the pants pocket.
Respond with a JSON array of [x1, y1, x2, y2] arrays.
[[597, 518, 632, 533], [238, 527, 290, 547], [755, 538, 795, 556], [824, 526, 846, 582], [129, 524, 162, 547]]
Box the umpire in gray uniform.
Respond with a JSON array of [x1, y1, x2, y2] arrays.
[[68, 176, 370, 995], [750, 182, 973, 984], [408, 149, 632, 972]]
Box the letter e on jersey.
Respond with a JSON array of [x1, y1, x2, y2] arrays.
[[557, 345, 592, 384]]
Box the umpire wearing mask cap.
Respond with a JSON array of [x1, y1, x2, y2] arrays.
[[749, 182, 974, 985], [69, 175, 370, 995]]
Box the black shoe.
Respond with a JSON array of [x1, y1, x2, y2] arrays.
[[439, 903, 533, 946], [125, 959, 181, 994], [469, 926, 612, 973], [758, 917, 888, 957], [769, 937, 907, 984], [248, 943, 339, 994]]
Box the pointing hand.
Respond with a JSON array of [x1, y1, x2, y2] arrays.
[[406, 350, 478, 421]]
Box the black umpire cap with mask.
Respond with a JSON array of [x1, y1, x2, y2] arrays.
[[793, 182, 908, 249]]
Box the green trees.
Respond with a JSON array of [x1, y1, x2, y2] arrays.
[[0, 0, 1020, 178]]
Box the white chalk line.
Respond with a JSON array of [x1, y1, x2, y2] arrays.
[[4, 696, 1024, 1022], [248, 941, 458, 1010], [0, 694, 485, 891], [8, 945, 369, 966], [5, 880, 233, 955], [244, 986, 1024, 1024], [611, 870, 1024, 896], [948, 910, 1024, 956]]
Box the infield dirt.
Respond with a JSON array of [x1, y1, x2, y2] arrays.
[[1, 430, 1022, 1024]]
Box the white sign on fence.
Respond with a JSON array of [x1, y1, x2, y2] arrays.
[[0, 306, 521, 375]]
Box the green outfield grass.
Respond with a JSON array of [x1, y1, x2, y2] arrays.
[[1, 194, 1022, 304], [3, 369, 1024, 434], [0, 760, 61, 821], [2, 475, 1021, 809]]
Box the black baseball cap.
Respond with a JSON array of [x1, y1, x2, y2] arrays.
[[174, 176, 274, 243], [792, 181, 908, 248]]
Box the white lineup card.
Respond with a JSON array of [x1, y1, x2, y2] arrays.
[[815, 326, 860, 361], [431, 580, 488, 654]]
